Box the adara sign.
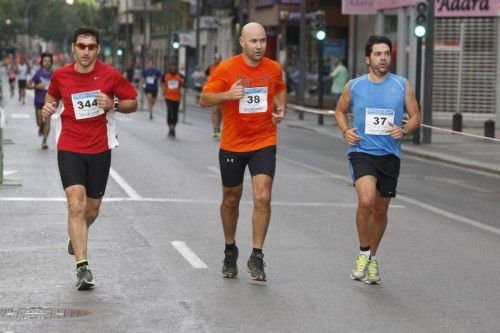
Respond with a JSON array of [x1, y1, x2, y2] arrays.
[[342, 0, 500, 17]]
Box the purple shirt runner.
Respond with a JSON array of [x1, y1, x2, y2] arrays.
[[31, 69, 53, 107]]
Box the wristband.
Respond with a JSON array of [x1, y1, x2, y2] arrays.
[[342, 128, 350, 136]]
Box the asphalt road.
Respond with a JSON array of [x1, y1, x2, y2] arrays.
[[1, 81, 499, 332]]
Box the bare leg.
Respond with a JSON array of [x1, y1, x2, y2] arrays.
[[354, 176, 378, 249], [368, 195, 391, 256], [251, 174, 273, 249], [65, 185, 89, 262], [220, 184, 243, 244]]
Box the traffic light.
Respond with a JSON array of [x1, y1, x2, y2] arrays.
[[312, 11, 326, 41], [116, 48, 124, 56], [414, 1, 428, 37], [172, 34, 180, 50]]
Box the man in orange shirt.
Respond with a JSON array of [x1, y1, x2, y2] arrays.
[[200, 22, 286, 282], [162, 63, 184, 138], [205, 53, 223, 138]]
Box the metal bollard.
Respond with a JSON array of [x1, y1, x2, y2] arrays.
[[484, 119, 495, 138], [318, 114, 324, 125], [452, 113, 462, 132]]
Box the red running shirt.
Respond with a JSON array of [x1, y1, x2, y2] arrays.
[[48, 60, 137, 154]]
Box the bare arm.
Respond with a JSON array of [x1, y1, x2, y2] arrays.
[[199, 79, 244, 107], [334, 84, 361, 145], [272, 88, 287, 125], [403, 80, 421, 133], [116, 99, 138, 114]]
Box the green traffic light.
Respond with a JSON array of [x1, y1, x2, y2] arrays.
[[316, 30, 326, 41], [116, 49, 123, 56], [414, 26, 426, 37], [173, 42, 180, 49]]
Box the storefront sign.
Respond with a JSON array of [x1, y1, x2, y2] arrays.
[[342, 0, 377, 14], [435, 0, 499, 17]]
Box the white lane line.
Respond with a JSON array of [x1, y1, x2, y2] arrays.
[[281, 155, 500, 236], [109, 167, 142, 200], [279, 156, 349, 181], [171, 241, 208, 269], [11, 114, 30, 119], [0, 197, 406, 207], [397, 195, 500, 236], [206, 165, 219, 174]]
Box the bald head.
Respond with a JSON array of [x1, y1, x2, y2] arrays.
[[241, 22, 266, 38], [240, 22, 267, 66]]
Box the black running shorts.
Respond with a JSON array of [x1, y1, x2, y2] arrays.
[[57, 150, 111, 199], [145, 88, 158, 99], [348, 152, 400, 197], [219, 145, 276, 188]]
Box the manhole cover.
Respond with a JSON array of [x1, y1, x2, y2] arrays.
[[0, 307, 90, 320]]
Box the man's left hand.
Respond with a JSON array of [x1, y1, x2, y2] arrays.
[[272, 105, 285, 125], [387, 122, 404, 140]]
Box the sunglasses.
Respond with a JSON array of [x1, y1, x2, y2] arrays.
[[75, 43, 98, 51]]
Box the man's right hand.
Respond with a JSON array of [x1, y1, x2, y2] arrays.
[[343, 127, 362, 145], [42, 102, 57, 119], [225, 79, 244, 101]]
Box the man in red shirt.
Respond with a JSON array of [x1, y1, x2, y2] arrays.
[[200, 22, 286, 282], [42, 26, 137, 290]]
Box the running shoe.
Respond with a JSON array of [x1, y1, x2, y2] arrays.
[[41, 139, 48, 149], [149, 113, 153, 120], [221, 246, 239, 278], [350, 254, 369, 281], [363, 259, 381, 285], [76, 265, 94, 290], [67, 238, 74, 255], [247, 252, 266, 282]]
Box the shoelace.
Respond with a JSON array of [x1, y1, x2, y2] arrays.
[[251, 255, 266, 271], [356, 255, 369, 271], [367, 261, 378, 276]]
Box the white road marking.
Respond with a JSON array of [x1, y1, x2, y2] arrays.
[[206, 165, 219, 174], [397, 195, 500, 236], [109, 167, 142, 199], [3, 170, 18, 176], [0, 197, 405, 207], [11, 113, 30, 119], [281, 155, 500, 236], [279, 156, 349, 181], [171, 241, 208, 269]]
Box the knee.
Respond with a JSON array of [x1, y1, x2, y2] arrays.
[[85, 206, 99, 223], [357, 195, 375, 212], [67, 200, 86, 218], [254, 190, 271, 209], [222, 193, 241, 210]]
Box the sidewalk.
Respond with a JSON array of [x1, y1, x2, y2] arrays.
[[281, 110, 500, 175]]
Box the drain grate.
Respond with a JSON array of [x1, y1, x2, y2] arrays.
[[0, 307, 90, 320]]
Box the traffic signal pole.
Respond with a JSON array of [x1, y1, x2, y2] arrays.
[[422, 0, 434, 144]]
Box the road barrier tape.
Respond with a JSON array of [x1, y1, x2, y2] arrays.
[[288, 103, 500, 143]]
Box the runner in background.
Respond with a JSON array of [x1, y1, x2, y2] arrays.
[[205, 53, 223, 138], [142, 60, 162, 120]]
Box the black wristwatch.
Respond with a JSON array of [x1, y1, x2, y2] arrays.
[[113, 99, 119, 111], [402, 127, 408, 135]]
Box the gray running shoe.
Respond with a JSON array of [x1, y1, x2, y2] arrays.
[[247, 252, 266, 282], [67, 238, 74, 255], [221, 246, 238, 278], [76, 265, 94, 290]]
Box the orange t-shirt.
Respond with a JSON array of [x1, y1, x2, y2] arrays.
[[163, 72, 184, 102], [202, 55, 286, 152]]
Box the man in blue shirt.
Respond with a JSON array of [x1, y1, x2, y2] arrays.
[[143, 60, 162, 120], [334, 35, 421, 285]]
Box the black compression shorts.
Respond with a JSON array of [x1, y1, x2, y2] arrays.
[[219, 145, 276, 188], [57, 150, 111, 199]]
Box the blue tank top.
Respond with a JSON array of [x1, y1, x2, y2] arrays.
[[347, 73, 406, 158]]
